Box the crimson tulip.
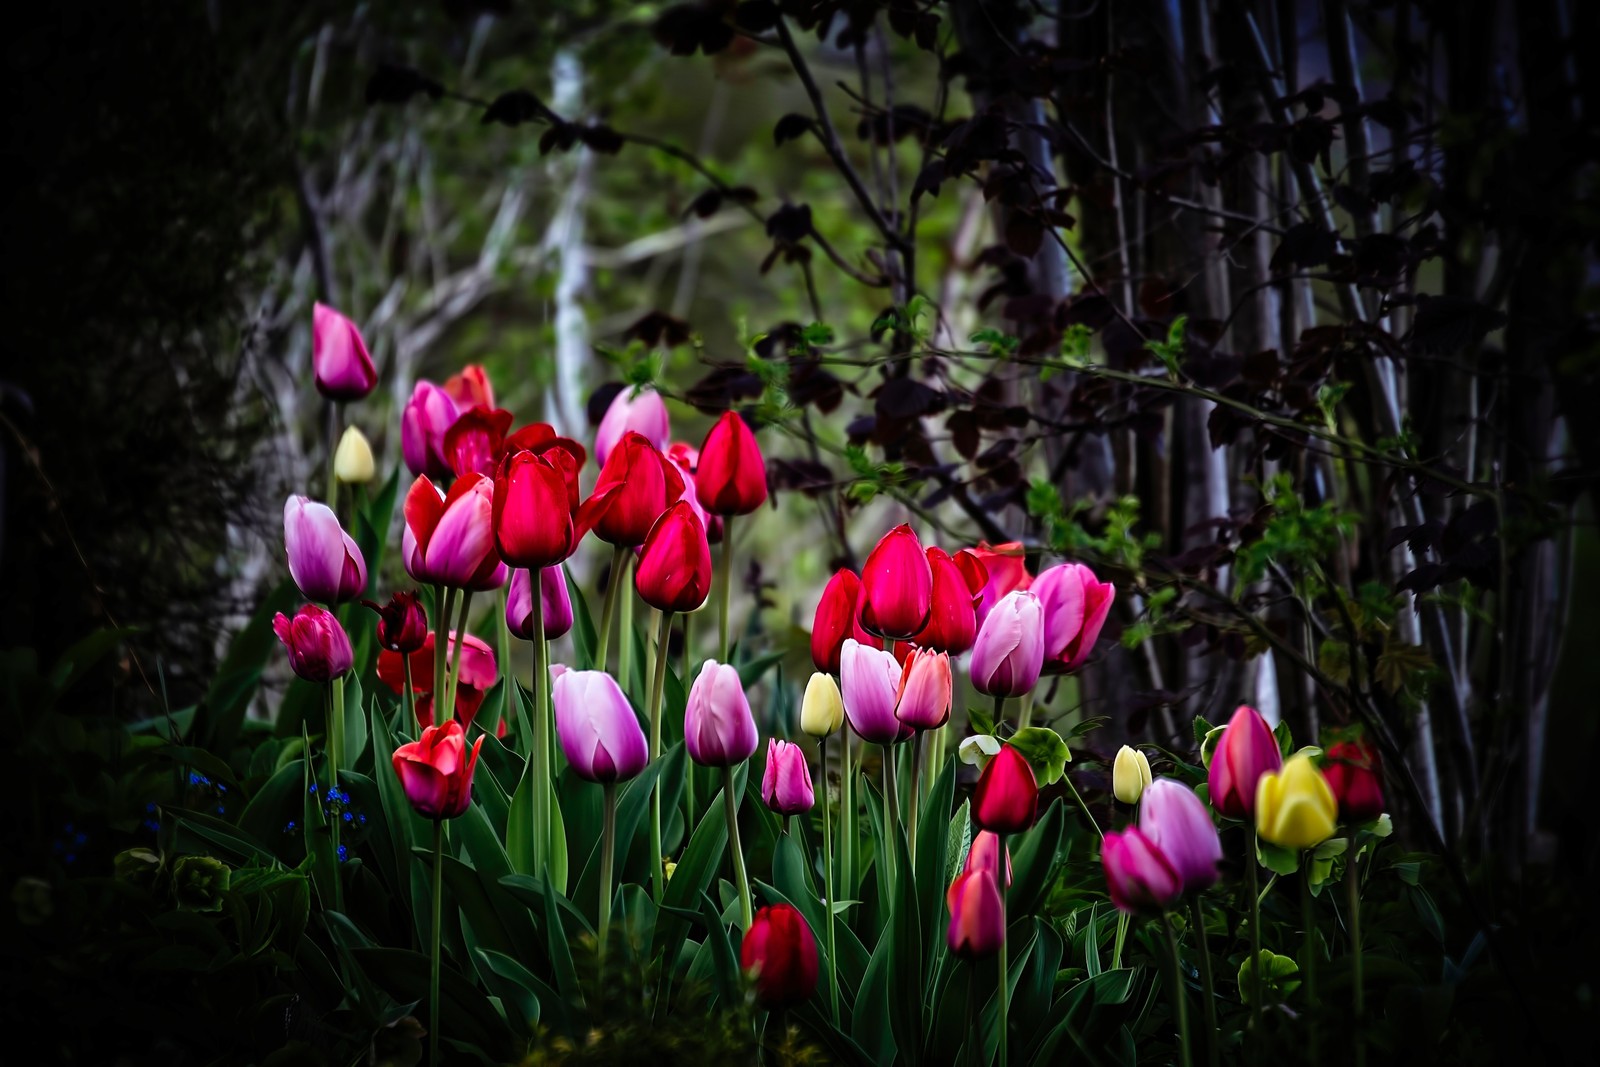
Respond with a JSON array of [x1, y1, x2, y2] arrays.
[[552, 670, 649, 782], [365, 590, 428, 653], [969, 590, 1046, 697], [894, 647, 953, 731], [273, 604, 353, 682], [577, 431, 685, 547], [964, 829, 1013, 888], [762, 738, 815, 815], [443, 406, 514, 478], [595, 385, 670, 467], [401, 380, 459, 479], [1322, 738, 1385, 823], [1206, 705, 1282, 819], [442, 364, 494, 411], [696, 410, 768, 516], [912, 546, 984, 654], [283, 495, 367, 603], [392, 720, 483, 820], [859, 524, 934, 640], [402, 474, 505, 591], [502, 422, 587, 504], [946, 869, 1006, 959], [740, 903, 819, 1008], [959, 541, 1031, 628], [312, 302, 377, 401], [1033, 562, 1115, 672], [506, 566, 572, 641], [810, 568, 881, 673], [1139, 779, 1222, 894], [493, 448, 577, 569], [684, 660, 758, 766], [1102, 827, 1183, 914], [635, 501, 713, 613], [839, 638, 904, 745], [972, 744, 1038, 834], [377, 630, 498, 728]]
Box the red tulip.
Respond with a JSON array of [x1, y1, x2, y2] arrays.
[[894, 647, 953, 731], [740, 903, 819, 1008], [312, 302, 378, 401], [365, 590, 428, 653], [595, 386, 670, 467], [1033, 562, 1115, 672], [959, 541, 1032, 628], [1322, 739, 1385, 824], [946, 869, 1006, 959], [912, 546, 984, 654], [1101, 827, 1183, 915], [635, 501, 713, 612], [972, 744, 1038, 834], [401, 381, 459, 479], [402, 474, 505, 590], [442, 364, 494, 411], [273, 604, 353, 683], [504, 423, 587, 505], [493, 448, 577, 568], [761, 738, 815, 815], [859, 524, 934, 640], [392, 720, 483, 820], [666, 441, 699, 471], [377, 630, 499, 729], [810, 569, 881, 673], [696, 411, 768, 516], [576, 431, 685, 547], [1206, 705, 1282, 820], [443, 406, 515, 479]]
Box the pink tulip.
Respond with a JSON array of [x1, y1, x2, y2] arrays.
[[972, 745, 1039, 834], [402, 474, 505, 591], [969, 590, 1046, 697], [684, 660, 758, 767], [283, 495, 367, 603], [312, 302, 378, 401], [1139, 779, 1222, 894], [1207, 705, 1282, 820], [839, 638, 904, 745], [552, 670, 649, 782], [392, 720, 482, 820], [1033, 562, 1115, 672], [762, 738, 815, 815], [894, 647, 953, 731], [506, 566, 573, 641], [859, 524, 934, 640], [595, 386, 670, 468], [401, 380, 460, 480], [273, 604, 353, 683], [1102, 827, 1183, 914], [946, 869, 1006, 959], [964, 830, 1013, 888]]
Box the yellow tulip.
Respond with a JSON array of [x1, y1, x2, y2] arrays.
[[800, 672, 845, 737], [1112, 745, 1152, 804], [334, 425, 376, 484], [1255, 752, 1338, 849]]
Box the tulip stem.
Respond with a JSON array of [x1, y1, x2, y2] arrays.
[[1017, 690, 1034, 730], [1247, 830, 1265, 1037], [648, 609, 674, 904], [839, 729, 854, 901], [402, 658, 416, 738], [325, 681, 345, 913], [429, 817, 444, 1067], [596, 545, 627, 671], [995, 830, 1009, 1067], [1190, 897, 1220, 1067], [880, 743, 900, 863], [719, 515, 735, 663], [820, 735, 840, 1025], [619, 561, 636, 692], [907, 732, 924, 865], [531, 588, 552, 878], [1348, 849, 1365, 1067], [599, 781, 617, 961], [325, 400, 340, 513], [723, 765, 754, 931], [434, 585, 452, 718], [1161, 911, 1194, 1067], [444, 591, 473, 725], [495, 584, 513, 743], [1112, 910, 1129, 970], [993, 694, 1005, 729], [1301, 858, 1320, 1067]]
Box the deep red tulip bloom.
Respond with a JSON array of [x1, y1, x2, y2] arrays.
[[959, 541, 1032, 628], [504, 423, 587, 505], [696, 410, 768, 516], [595, 386, 670, 467], [740, 903, 819, 1008], [443, 406, 515, 479], [273, 604, 353, 683], [506, 566, 573, 641], [365, 590, 428, 653], [859, 524, 934, 640], [392, 720, 483, 820], [312, 302, 378, 401], [762, 738, 815, 816], [946, 869, 1006, 959], [1206, 705, 1282, 820], [635, 501, 713, 612], [576, 431, 685, 547], [1322, 739, 1385, 824], [403, 474, 505, 590], [443, 364, 495, 411], [912, 546, 984, 654], [377, 630, 498, 729], [972, 744, 1039, 834], [494, 449, 577, 569], [401, 380, 459, 479], [810, 569, 881, 673], [1102, 827, 1183, 915]]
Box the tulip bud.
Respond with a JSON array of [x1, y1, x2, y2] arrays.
[[972, 745, 1039, 834], [494, 448, 577, 569], [800, 672, 845, 737], [945, 869, 1006, 959], [334, 426, 376, 484], [577, 432, 686, 548], [171, 855, 232, 913], [1113, 745, 1153, 804], [1033, 562, 1115, 673], [964, 830, 1013, 888], [313, 302, 378, 402], [1101, 827, 1183, 914], [392, 720, 483, 820], [740, 903, 819, 1008], [506, 567, 573, 641], [635, 501, 713, 613], [912, 547, 984, 654], [839, 638, 904, 745], [762, 738, 815, 815], [443, 364, 495, 411], [1139, 779, 1222, 893], [859, 525, 934, 639], [1322, 739, 1385, 824], [684, 660, 759, 767], [1255, 752, 1339, 850], [503, 423, 587, 507], [1207, 705, 1283, 819], [273, 605, 353, 682], [959, 541, 1032, 628], [969, 590, 1046, 698], [444, 406, 514, 479], [810, 569, 881, 673], [553, 670, 649, 783], [114, 847, 163, 887], [366, 590, 429, 653], [894, 647, 953, 731], [402, 474, 505, 591], [284, 496, 368, 603], [595, 386, 670, 468], [401, 381, 459, 479], [696, 410, 769, 516]]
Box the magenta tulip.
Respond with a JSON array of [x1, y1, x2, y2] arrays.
[[312, 302, 377, 401], [273, 604, 353, 683], [402, 474, 505, 591], [762, 738, 815, 815], [283, 495, 367, 603], [894, 647, 953, 731], [1034, 562, 1115, 672], [859, 524, 934, 640], [506, 566, 573, 641], [839, 638, 904, 745], [401, 380, 459, 479], [972, 744, 1039, 834], [946, 869, 1006, 959], [552, 670, 649, 783], [741, 903, 819, 1008], [964, 830, 1013, 888], [595, 386, 670, 468], [970, 589, 1046, 698], [1139, 779, 1222, 894], [1102, 827, 1183, 914], [1207, 705, 1282, 819], [696, 410, 769, 516], [684, 660, 758, 767]]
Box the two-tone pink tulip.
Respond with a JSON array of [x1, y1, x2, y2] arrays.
[[402, 474, 505, 591], [506, 566, 573, 641], [839, 638, 905, 745], [312, 303, 378, 401], [684, 660, 758, 767], [1139, 779, 1222, 894], [401, 381, 459, 480], [595, 386, 670, 467], [552, 670, 649, 782], [894, 647, 953, 731], [970, 590, 1045, 698], [1207, 705, 1282, 819], [1033, 562, 1114, 672], [283, 495, 367, 603], [761, 739, 815, 815]]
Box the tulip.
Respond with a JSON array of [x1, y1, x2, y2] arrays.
[[696, 410, 768, 516], [401, 380, 459, 479], [1102, 827, 1183, 914], [273, 604, 353, 682], [1034, 562, 1115, 672], [684, 660, 758, 767], [506, 566, 573, 641], [946, 869, 1006, 959], [552, 670, 649, 782], [283, 495, 368, 603], [741, 903, 819, 1008], [762, 738, 815, 816], [443, 406, 514, 479], [964, 830, 1013, 888], [912, 547, 984, 654], [634, 501, 713, 613], [666, 441, 699, 471], [577, 431, 685, 548], [972, 744, 1039, 834], [1255, 752, 1339, 850], [839, 638, 904, 745], [959, 541, 1032, 628], [503, 423, 587, 506], [800, 672, 845, 737], [493, 448, 578, 569], [595, 385, 670, 467], [313, 302, 378, 401], [1113, 745, 1153, 804], [1139, 779, 1222, 893], [392, 720, 483, 819], [859, 524, 934, 640], [377, 630, 498, 728], [402, 474, 504, 591], [333, 426, 376, 484], [443, 364, 494, 411], [810, 568, 881, 673], [894, 647, 953, 731], [1322, 739, 1385, 824], [1207, 705, 1282, 819], [366, 590, 428, 653], [970, 590, 1046, 698]]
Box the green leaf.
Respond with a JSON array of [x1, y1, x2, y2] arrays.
[[1009, 798, 1066, 915], [1239, 949, 1300, 1004], [1007, 726, 1072, 786], [350, 946, 516, 1061], [652, 767, 736, 959], [1255, 838, 1301, 877]]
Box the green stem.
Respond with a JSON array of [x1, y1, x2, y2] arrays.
[[596, 544, 627, 670], [1064, 773, 1104, 839], [840, 728, 854, 899], [719, 515, 735, 663], [1302, 857, 1321, 1067], [723, 765, 753, 930], [1190, 897, 1220, 1067], [1112, 910, 1129, 970], [495, 583, 513, 743], [402, 657, 416, 737], [619, 558, 636, 691], [599, 781, 617, 960], [326, 400, 340, 512], [429, 817, 444, 1067], [993, 693, 1005, 729], [1016, 690, 1035, 730], [881, 743, 900, 867], [648, 609, 674, 903], [433, 584, 452, 719], [1248, 830, 1264, 1036], [907, 732, 923, 865], [1349, 848, 1365, 1067], [820, 736, 839, 1024], [531, 589, 552, 876], [995, 830, 1009, 1067], [1163, 911, 1194, 1067], [443, 590, 473, 725]]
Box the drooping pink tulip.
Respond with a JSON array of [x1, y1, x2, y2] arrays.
[[1101, 827, 1183, 915], [859, 525, 934, 640], [969, 590, 1046, 698], [1206, 705, 1282, 820], [1033, 562, 1115, 673], [552, 669, 649, 783], [894, 647, 953, 731], [946, 869, 1006, 959], [273, 604, 354, 683], [312, 302, 378, 401], [594, 386, 670, 467], [839, 638, 904, 745], [392, 720, 483, 820], [283, 495, 367, 603], [761, 738, 815, 816], [506, 566, 573, 641], [683, 660, 758, 767], [401, 380, 460, 479], [402, 474, 505, 591], [1139, 779, 1222, 894]]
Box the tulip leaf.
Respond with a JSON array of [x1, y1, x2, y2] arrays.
[[697, 888, 744, 1007], [568, 565, 597, 670], [944, 799, 972, 888], [1009, 798, 1065, 916], [968, 703, 996, 736], [351, 946, 516, 1061], [1015, 918, 1065, 1053], [651, 766, 736, 959], [850, 923, 896, 1065], [572, 758, 663, 918], [339, 676, 367, 772], [978, 919, 1038, 1063], [886, 816, 924, 1065], [198, 578, 297, 752], [1007, 726, 1072, 787], [736, 648, 786, 690], [474, 946, 543, 1032], [1255, 837, 1301, 877], [913, 754, 956, 979]]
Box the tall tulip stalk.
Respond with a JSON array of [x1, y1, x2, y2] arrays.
[[685, 660, 759, 929], [696, 410, 769, 663]]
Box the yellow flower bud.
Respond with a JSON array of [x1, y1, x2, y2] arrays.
[[1112, 745, 1153, 804], [1255, 751, 1338, 850], [800, 672, 844, 737], [334, 425, 376, 484]]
